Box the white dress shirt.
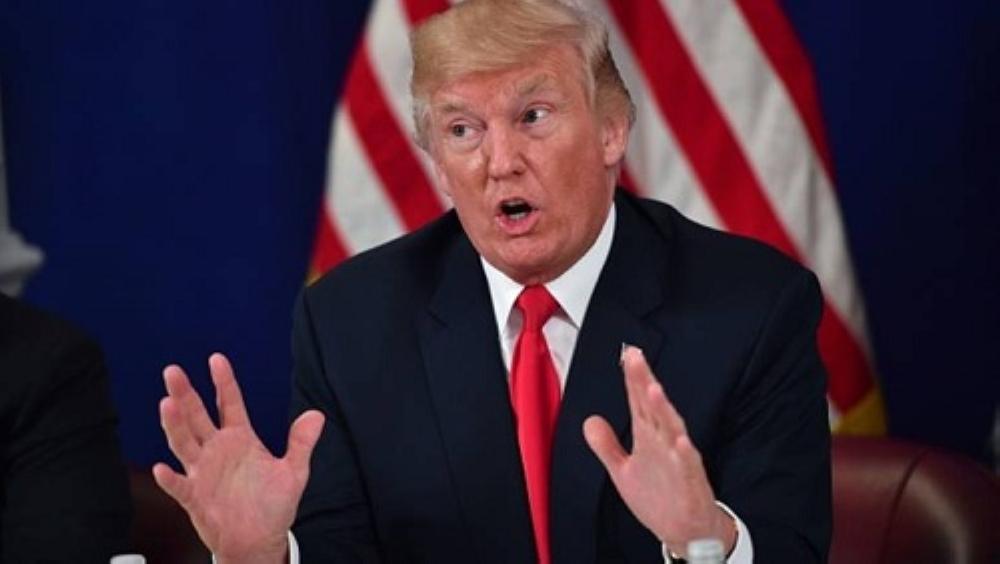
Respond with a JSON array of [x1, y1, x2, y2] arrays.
[[279, 204, 753, 564]]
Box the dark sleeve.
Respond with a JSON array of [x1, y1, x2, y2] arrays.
[[710, 269, 832, 563], [1, 332, 132, 563], [288, 291, 382, 563]]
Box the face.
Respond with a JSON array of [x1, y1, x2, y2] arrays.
[[426, 46, 628, 285]]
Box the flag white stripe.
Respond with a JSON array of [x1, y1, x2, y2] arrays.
[[827, 398, 841, 428], [587, 1, 722, 230], [326, 109, 406, 254], [366, 0, 448, 205], [660, 0, 872, 354]]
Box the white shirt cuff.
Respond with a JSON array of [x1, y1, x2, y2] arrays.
[[661, 501, 754, 563], [210, 531, 298, 564]]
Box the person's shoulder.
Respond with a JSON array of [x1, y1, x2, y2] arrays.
[[628, 193, 809, 281], [0, 294, 101, 363], [0, 295, 108, 423], [301, 210, 463, 312]]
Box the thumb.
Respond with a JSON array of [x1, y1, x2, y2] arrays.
[[285, 410, 325, 473], [152, 462, 192, 508], [583, 415, 627, 475]]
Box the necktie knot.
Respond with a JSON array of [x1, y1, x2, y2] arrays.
[[516, 285, 559, 331]]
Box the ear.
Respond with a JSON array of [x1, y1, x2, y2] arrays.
[[601, 112, 629, 168]]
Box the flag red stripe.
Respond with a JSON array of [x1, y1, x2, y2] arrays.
[[345, 46, 445, 231], [401, 0, 450, 27], [819, 304, 873, 410], [311, 208, 350, 274], [608, 0, 797, 257], [734, 0, 835, 180], [731, 0, 872, 408], [608, 0, 875, 411], [619, 165, 640, 195]]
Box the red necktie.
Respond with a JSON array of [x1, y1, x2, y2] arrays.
[[510, 285, 561, 564]]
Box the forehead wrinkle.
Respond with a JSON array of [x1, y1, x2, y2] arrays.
[[434, 100, 471, 116], [512, 72, 558, 98], [431, 68, 573, 124]]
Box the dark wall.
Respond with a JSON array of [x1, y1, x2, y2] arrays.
[[1, 0, 369, 458], [3, 0, 997, 466], [783, 0, 1000, 460]]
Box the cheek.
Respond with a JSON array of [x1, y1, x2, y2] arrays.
[[435, 159, 469, 198], [436, 157, 495, 230], [550, 143, 603, 194], [442, 153, 487, 192]]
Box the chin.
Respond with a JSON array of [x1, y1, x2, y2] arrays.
[[496, 254, 560, 285], [480, 234, 565, 282]]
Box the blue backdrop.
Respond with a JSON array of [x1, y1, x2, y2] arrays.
[[2, 0, 997, 467]]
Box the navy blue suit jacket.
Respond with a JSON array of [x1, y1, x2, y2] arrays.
[[290, 191, 831, 563]]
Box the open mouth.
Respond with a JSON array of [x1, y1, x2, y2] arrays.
[[498, 198, 535, 220], [495, 197, 540, 235]]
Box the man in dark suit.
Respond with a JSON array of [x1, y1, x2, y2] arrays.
[[154, 1, 830, 562], [0, 294, 132, 562]]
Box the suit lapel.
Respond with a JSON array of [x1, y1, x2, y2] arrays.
[[550, 195, 670, 564], [417, 233, 536, 563]]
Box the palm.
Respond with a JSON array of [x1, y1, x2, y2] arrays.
[[178, 428, 296, 554], [583, 347, 733, 557], [605, 418, 716, 547], [154, 354, 324, 563]]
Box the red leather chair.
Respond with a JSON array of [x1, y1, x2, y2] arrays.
[[129, 467, 209, 564], [831, 437, 999, 564]]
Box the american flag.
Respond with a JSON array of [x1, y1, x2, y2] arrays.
[[308, 0, 885, 433]]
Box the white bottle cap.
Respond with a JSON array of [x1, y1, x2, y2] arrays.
[[687, 538, 725, 562], [110, 555, 147, 564]]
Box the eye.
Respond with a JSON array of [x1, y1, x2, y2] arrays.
[[522, 107, 550, 124], [442, 120, 482, 151]]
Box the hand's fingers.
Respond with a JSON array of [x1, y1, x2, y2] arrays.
[[583, 415, 628, 475], [645, 380, 688, 443], [160, 397, 201, 468], [163, 364, 217, 442], [208, 353, 251, 428], [621, 346, 683, 437], [152, 462, 192, 508], [621, 346, 649, 427], [284, 410, 326, 476]]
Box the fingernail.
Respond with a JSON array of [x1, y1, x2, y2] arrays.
[[620, 343, 643, 366]]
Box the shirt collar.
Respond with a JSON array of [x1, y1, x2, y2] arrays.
[[481, 203, 616, 332]]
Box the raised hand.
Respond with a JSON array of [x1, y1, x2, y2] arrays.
[[153, 353, 325, 564], [583, 347, 736, 559]]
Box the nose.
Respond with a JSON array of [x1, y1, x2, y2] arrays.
[[483, 125, 526, 180]]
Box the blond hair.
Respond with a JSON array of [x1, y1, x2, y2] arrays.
[[410, 0, 635, 150]]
